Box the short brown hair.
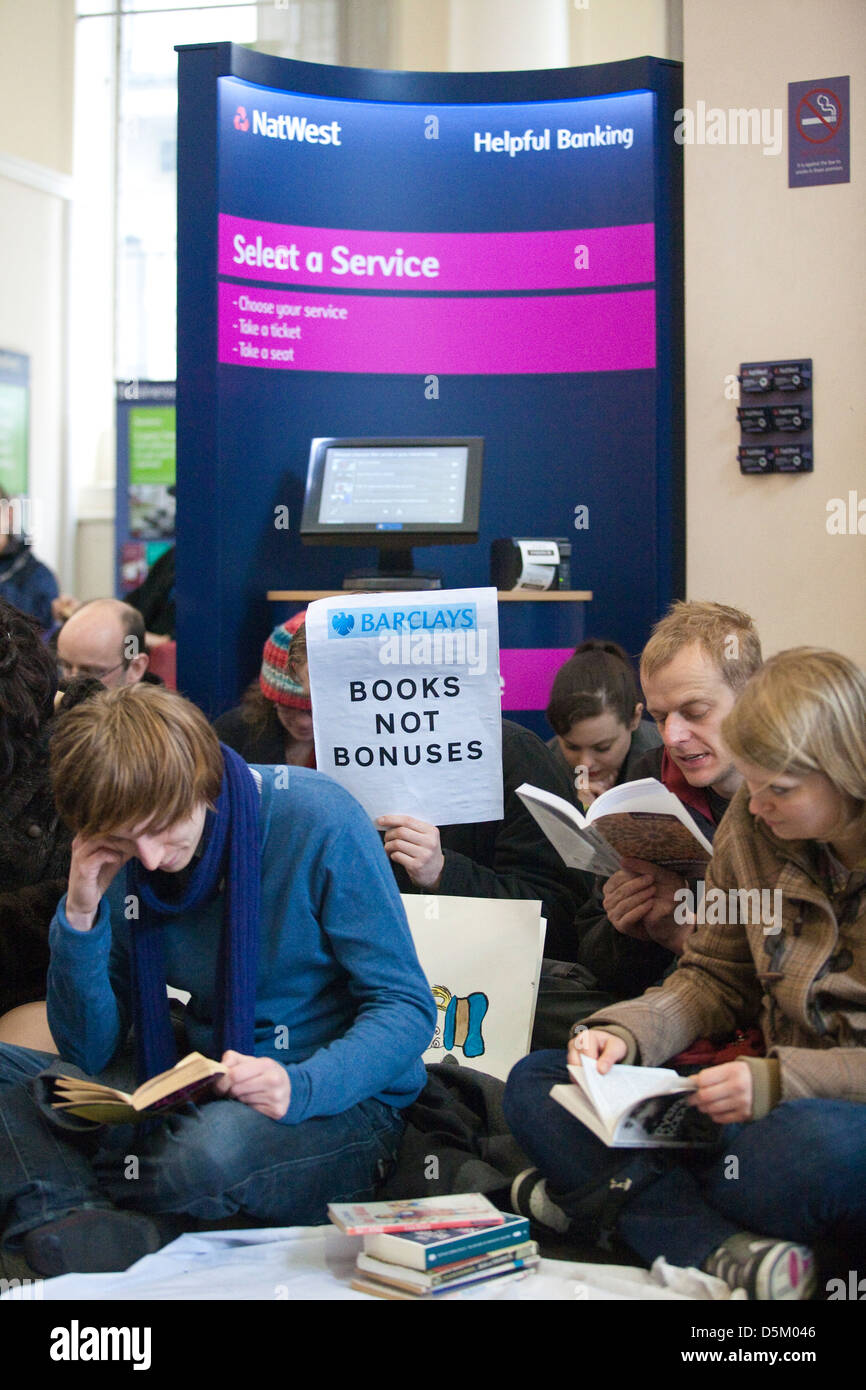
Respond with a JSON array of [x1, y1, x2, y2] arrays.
[[51, 684, 223, 836], [640, 600, 762, 693]]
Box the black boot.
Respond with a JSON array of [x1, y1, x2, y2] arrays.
[[23, 1208, 163, 1277]]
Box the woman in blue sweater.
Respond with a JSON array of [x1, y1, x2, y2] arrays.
[[0, 685, 436, 1276]]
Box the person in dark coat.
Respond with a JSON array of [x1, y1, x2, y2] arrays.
[[0, 492, 59, 633], [0, 602, 75, 1019]]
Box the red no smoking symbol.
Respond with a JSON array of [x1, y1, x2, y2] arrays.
[[796, 87, 844, 143]]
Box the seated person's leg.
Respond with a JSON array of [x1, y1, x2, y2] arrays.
[[700, 1098, 866, 1253], [505, 1054, 845, 1295], [0, 1043, 119, 1253], [96, 1093, 405, 1228], [505, 1051, 753, 1270]]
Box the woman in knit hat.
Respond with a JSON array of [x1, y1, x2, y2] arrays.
[[214, 612, 316, 768]]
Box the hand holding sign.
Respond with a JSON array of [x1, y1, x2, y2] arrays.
[[378, 815, 444, 889]]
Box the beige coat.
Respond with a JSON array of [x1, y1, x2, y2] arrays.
[[587, 783, 866, 1118]]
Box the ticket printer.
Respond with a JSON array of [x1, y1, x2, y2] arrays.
[[490, 537, 572, 591]]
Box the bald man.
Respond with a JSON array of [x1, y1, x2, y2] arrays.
[[57, 599, 150, 689]]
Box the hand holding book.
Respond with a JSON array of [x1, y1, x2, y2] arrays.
[[603, 857, 693, 955], [565, 1037, 754, 1125], [685, 1059, 754, 1124], [212, 1049, 291, 1120], [568, 1027, 628, 1073]]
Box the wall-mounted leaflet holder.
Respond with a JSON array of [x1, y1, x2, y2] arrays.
[[737, 359, 813, 474]]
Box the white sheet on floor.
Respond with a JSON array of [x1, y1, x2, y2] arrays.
[[2, 1227, 743, 1301]]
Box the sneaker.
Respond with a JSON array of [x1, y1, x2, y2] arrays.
[[703, 1233, 816, 1300], [510, 1167, 570, 1234], [23, 1209, 163, 1277]]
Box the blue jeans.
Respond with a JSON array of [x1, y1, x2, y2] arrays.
[[0, 1043, 405, 1248], [504, 1050, 866, 1269]]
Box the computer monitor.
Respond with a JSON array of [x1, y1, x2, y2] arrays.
[[300, 436, 483, 589]]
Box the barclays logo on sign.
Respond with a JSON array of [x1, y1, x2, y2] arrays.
[[327, 604, 477, 637], [330, 611, 355, 636]]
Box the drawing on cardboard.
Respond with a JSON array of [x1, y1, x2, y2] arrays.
[[430, 985, 489, 1058]]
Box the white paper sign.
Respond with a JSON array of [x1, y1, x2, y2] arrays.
[[306, 587, 503, 824], [402, 894, 546, 1082]]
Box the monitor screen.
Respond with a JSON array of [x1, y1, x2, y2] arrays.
[[300, 436, 483, 547], [317, 443, 468, 528]]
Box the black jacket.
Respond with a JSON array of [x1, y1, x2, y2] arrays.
[[391, 719, 592, 954], [0, 726, 72, 1016]]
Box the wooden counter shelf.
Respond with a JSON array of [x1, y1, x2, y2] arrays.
[[267, 590, 593, 601]]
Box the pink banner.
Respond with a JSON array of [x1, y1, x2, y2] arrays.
[[219, 214, 654, 292], [500, 648, 574, 711], [218, 283, 655, 376]]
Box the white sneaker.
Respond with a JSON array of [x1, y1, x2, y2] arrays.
[[703, 1233, 816, 1300]]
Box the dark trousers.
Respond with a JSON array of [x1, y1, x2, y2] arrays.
[[0, 1042, 404, 1248], [504, 1049, 866, 1270]]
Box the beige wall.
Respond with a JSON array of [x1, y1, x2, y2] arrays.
[[0, 0, 76, 582], [0, 0, 75, 175], [568, 0, 673, 66], [389, 0, 677, 72], [683, 0, 866, 664]]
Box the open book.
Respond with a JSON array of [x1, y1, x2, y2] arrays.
[[516, 778, 713, 877], [550, 1057, 719, 1148], [49, 1052, 226, 1123]]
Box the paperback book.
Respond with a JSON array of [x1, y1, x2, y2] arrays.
[[550, 1057, 718, 1148], [49, 1052, 226, 1123], [355, 1240, 538, 1294], [516, 778, 713, 878], [363, 1213, 531, 1269]]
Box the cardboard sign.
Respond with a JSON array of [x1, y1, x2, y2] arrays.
[[402, 894, 546, 1082], [306, 588, 503, 824]]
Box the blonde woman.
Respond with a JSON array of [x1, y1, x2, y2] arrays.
[[505, 648, 866, 1300]]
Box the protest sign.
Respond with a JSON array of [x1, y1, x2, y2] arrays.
[[402, 894, 546, 1082], [305, 587, 503, 824]]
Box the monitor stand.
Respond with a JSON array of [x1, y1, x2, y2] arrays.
[[343, 547, 442, 592]]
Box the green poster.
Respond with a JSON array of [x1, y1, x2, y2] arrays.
[[0, 381, 29, 494], [129, 406, 176, 485]]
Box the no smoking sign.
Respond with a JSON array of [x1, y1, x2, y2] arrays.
[[796, 87, 844, 144], [789, 75, 850, 187]]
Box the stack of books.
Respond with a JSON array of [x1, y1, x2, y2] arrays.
[[328, 1194, 539, 1300]]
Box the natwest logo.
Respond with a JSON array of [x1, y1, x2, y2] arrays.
[[248, 109, 342, 146], [233, 105, 249, 132]]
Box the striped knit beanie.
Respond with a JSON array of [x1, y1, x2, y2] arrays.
[[259, 613, 311, 709]]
